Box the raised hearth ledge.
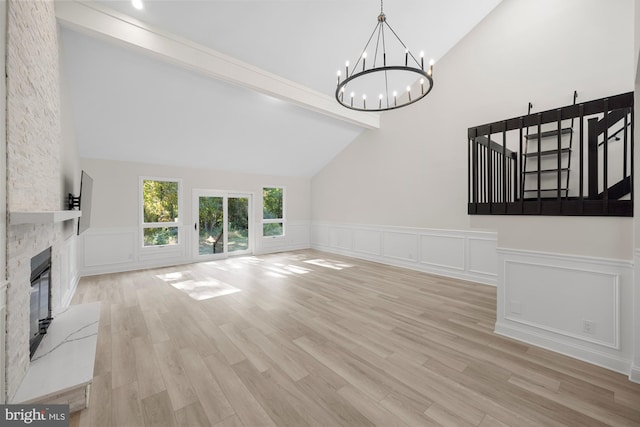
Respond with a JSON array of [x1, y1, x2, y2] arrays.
[[10, 210, 81, 225], [11, 302, 100, 411]]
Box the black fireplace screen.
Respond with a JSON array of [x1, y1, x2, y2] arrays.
[[29, 247, 52, 359]]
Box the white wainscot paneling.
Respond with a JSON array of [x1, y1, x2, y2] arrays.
[[329, 227, 353, 251], [467, 237, 498, 277], [286, 222, 310, 247], [504, 261, 619, 349], [311, 222, 497, 286], [420, 233, 464, 270], [383, 231, 418, 262], [57, 235, 78, 311], [353, 229, 381, 256], [83, 229, 135, 269], [310, 224, 329, 247], [260, 221, 310, 254]]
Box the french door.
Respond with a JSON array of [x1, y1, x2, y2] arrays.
[[193, 190, 251, 259]]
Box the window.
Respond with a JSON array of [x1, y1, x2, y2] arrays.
[[262, 187, 284, 237], [141, 178, 181, 246]]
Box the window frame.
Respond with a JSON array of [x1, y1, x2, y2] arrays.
[[139, 176, 183, 248], [262, 186, 285, 238]]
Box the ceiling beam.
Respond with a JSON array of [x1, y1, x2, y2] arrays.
[[55, 1, 380, 129]]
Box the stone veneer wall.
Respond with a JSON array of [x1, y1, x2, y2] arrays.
[[5, 0, 64, 400]]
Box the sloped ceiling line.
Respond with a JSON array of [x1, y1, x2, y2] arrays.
[[55, 0, 380, 130]]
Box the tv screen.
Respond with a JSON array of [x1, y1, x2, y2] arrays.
[[77, 171, 94, 235]]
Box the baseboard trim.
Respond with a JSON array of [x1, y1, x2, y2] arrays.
[[495, 322, 631, 376], [630, 364, 640, 383]]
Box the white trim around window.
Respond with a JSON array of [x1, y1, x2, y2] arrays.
[[139, 176, 183, 249]]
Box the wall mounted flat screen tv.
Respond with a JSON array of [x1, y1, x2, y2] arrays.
[[77, 170, 93, 235]]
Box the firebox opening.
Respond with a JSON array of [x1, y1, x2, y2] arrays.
[[29, 247, 52, 359]]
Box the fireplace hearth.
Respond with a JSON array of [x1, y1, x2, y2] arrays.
[[29, 247, 52, 359]]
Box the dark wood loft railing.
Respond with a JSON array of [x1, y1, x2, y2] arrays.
[[468, 92, 634, 216]]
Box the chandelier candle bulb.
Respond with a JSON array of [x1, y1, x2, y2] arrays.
[[350, 92, 354, 107], [379, 94, 383, 108], [337, 70, 341, 84], [429, 58, 434, 76], [393, 90, 397, 106], [420, 51, 424, 69], [362, 94, 367, 109], [407, 86, 412, 102], [405, 49, 408, 66], [345, 61, 349, 76], [362, 52, 367, 70], [420, 78, 424, 94]]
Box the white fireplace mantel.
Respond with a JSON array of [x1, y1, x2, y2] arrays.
[[10, 210, 81, 225]]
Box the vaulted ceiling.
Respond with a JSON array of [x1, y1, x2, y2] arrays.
[[58, 0, 502, 177]]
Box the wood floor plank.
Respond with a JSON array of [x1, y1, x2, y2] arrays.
[[178, 347, 235, 425], [132, 335, 166, 399], [68, 249, 640, 427], [111, 381, 145, 427], [141, 390, 178, 427], [153, 339, 198, 411], [174, 402, 210, 427], [204, 352, 276, 427]]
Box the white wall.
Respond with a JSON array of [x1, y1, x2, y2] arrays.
[[311, 0, 638, 379], [78, 158, 311, 275], [312, 0, 633, 258]]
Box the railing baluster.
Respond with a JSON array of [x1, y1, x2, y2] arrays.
[[624, 108, 628, 179], [487, 127, 493, 210], [502, 122, 507, 208], [579, 104, 584, 214], [519, 118, 524, 212], [557, 109, 562, 202], [537, 114, 542, 213], [603, 99, 609, 212], [631, 106, 635, 203]]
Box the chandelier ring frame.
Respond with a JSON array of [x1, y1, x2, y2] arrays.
[[335, 66, 434, 112]]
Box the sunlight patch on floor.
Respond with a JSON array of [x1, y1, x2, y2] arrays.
[[304, 259, 353, 270], [155, 271, 241, 301], [264, 263, 312, 278]]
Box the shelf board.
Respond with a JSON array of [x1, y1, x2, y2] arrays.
[[10, 210, 81, 225]]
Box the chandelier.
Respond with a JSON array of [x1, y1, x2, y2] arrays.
[[335, 1, 434, 112]]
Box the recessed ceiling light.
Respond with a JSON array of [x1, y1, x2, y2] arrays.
[[132, 0, 143, 10]]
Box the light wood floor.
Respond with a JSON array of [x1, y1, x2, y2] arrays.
[[69, 249, 640, 427]]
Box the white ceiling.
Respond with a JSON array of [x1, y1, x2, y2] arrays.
[[59, 0, 503, 177]]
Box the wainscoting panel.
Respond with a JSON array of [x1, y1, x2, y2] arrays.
[[353, 229, 382, 256], [467, 237, 499, 277], [311, 222, 498, 285], [83, 229, 136, 268], [57, 235, 79, 311], [329, 227, 353, 251], [258, 221, 310, 254], [632, 249, 640, 383], [383, 231, 418, 262], [419, 233, 465, 271], [496, 248, 634, 376], [504, 260, 619, 349], [310, 224, 329, 248]]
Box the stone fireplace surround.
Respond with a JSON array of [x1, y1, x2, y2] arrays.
[[4, 0, 80, 402]]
